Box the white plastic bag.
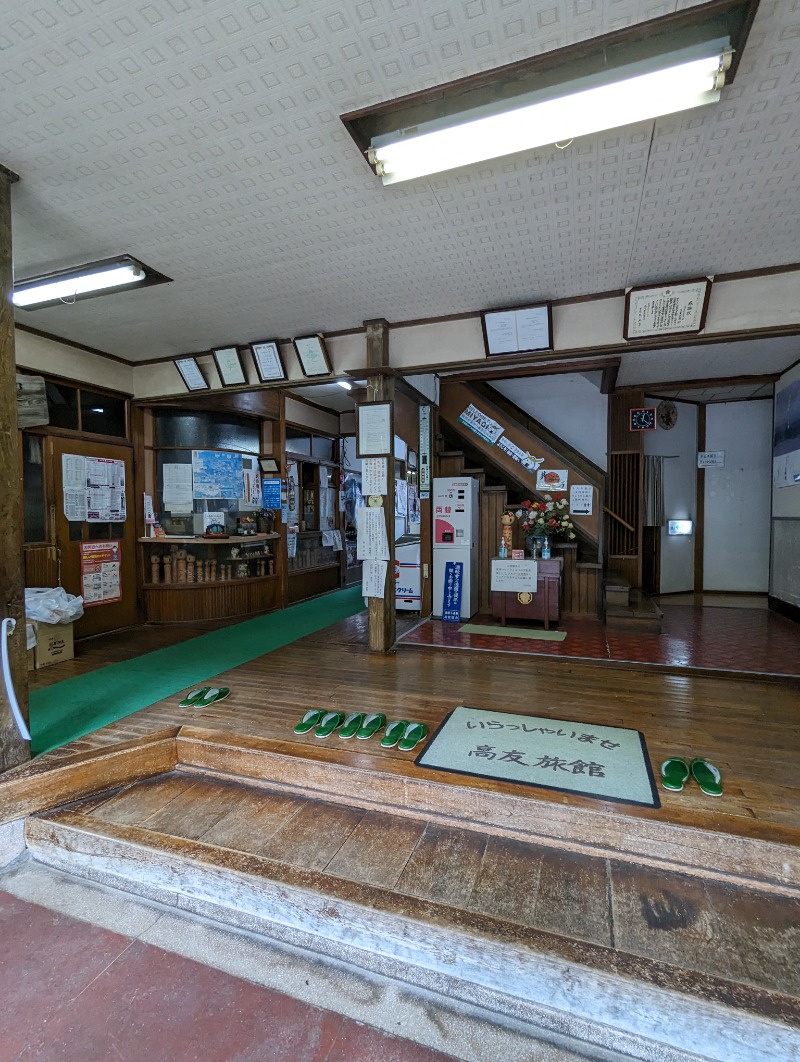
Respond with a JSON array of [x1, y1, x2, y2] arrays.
[[25, 587, 84, 624]]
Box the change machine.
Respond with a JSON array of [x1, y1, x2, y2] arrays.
[[432, 476, 480, 619]]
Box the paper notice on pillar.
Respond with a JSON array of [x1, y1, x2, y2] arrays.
[[356, 506, 389, 560], [362, 457, 388, 496], [569, 484, 593, 515], [362, 559, 387, 598]]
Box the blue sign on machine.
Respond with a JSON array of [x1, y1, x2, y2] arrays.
[[442, 561, 463, 622]]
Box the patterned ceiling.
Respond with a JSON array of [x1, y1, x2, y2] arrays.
[[2, 0, 798, 363]]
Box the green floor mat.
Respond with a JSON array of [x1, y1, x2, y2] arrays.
[[30, 586, 365, 756]]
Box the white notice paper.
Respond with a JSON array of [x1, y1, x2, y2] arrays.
[[163, 463, 194, 512], [362, 457, 388, 496], [356, 506, 389, 560], [569, 484, 593, 516], [358, 403, 391, 456], [62, 454, 87, 521], [362, 559, 388, 598], [491, 559, 538, 593]]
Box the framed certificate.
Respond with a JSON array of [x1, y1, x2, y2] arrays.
[[624, 278, 712, 340], [293, 333, 332, 378], [356, 401, 393, 458], [250, 339, 286, 382], [212, 346, 247, 387], [481, 302, 552, 356], [175, 357, 209, 392]]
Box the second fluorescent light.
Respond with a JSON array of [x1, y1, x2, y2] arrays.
[[13, 257, 148, 309]]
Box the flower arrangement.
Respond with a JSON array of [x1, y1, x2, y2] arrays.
[[515, 494, 576, 540]]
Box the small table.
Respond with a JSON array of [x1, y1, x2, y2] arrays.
[[491, 557, 562, 630]]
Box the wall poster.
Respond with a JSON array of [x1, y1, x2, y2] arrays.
[[62, 454, 127, 522], [80, 541, 122, 606]]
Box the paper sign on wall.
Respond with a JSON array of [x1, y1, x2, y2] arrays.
[[419, 405, 431, 495], [362, 457, 388, 496], [697, 451, 725, 468], [490, 559, 538, 592], [442, 561, 464, 622], [362, 559, 388, 598], [569, 484, 593, 515], [356, 506, 389, 560], [536, 469, 568, 491], [80, 541, 122, 606]]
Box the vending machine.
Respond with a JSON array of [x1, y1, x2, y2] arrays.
[[432, 476, 480, 619]]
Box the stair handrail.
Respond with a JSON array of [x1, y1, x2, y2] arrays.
[[603, 506, 636, 534]]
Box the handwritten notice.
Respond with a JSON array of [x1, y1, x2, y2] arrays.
[[356, 506, 389, 560], [358, 403, 391, 456], [491, 559, 538, 592], [569, 484, 593, 515], [362, 559, 388, 598], [362, 457, 388, 496]]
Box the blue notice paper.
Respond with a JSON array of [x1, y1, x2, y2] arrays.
[[262, 478, 282, 509], [442, 560, 464, 622]]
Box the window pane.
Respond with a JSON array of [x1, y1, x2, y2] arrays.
[[22, 433, 46, 542], [286, 428, 311, 455], [155, 411, 259, 452], [80, 391, 127, 437], [311, 435, 335, 462], [46, 381, 79, 430]]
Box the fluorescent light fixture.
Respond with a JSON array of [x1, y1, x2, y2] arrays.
[[369, 49, 730, 184], [668, 520, 694, 536], [13, 255, 152, 309], [337, 380, 353, 390]]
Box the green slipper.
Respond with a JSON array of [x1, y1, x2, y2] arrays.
[[380, 719, 408, 748], [660, 758, 690, 792], [179, 687, 230, 709], [179, 687, 210, 709], [398, 722, 428, 753], [339, 712, 365, 739], [315, 711, 345, 738], [294, 709, 323, 735], [691, 758, 723, 797], [356, 713, 386, 740]]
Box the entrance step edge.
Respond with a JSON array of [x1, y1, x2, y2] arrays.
[[24, 813, 800, 1062]]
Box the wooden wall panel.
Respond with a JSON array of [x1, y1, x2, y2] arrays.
[[143, 578, 280, 623]]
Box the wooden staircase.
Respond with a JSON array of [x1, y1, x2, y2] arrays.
[[2, 728, 799, 1062]]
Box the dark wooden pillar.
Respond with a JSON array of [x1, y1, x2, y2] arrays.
[[364, 319, 396, 652], [0, 162, 30, 772], [694, 404, 706, 594]]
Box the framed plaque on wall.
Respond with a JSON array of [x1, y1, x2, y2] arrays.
[[624, 278, 712, 340], [293, 334, 332, 377]]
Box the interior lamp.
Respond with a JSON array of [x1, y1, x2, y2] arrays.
[[13, 256, 148, 309], [368, 48, 731, 185]]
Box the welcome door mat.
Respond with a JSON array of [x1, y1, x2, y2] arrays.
[[460, 623, 567, 643], [415, 705, 660, 808]]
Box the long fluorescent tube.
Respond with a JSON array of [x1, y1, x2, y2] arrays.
[[371, 52, 730, 185], [13, 259, 146, 308]]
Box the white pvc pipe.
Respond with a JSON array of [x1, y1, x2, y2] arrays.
[[2, 618, 31, 742]]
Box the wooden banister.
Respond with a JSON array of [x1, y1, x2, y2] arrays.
[[603, 506, 636, 534]]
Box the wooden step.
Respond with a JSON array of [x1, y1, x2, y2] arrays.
[[603, 572, 632, 608], [25, 771, 800, 1062], [605, 591, 663, 634]]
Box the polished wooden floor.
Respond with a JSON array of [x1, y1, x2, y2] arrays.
[[22, 610, 800, 845]]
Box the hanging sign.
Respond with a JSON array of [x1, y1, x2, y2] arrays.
[[419, 405, 431, 496], [569, 484, 593, 515], [442, 561, 464, 622], [80, 541, 122, 606]]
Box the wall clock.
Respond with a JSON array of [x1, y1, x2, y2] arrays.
[[629, 407, 657, 432], [657, 400, 678, 430]]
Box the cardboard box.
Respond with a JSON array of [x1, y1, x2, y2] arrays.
[[34, 621, 74, 668]]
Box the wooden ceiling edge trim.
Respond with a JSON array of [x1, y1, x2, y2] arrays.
[[284, 390, 345, 419], [454, 355, 621, 384], [626, 371, 779, 392], [0, 163, 20, 183]]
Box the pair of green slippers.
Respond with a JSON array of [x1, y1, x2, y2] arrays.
[[660, 757, 722, 797], [178, 686, 230, 709], [293, 710, 428, 752]]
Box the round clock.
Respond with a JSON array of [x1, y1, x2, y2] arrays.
[[657, 400, 678, 430], [629, 407, 656, 431]]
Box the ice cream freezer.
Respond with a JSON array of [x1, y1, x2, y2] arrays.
[[395, 534, 421, 611]]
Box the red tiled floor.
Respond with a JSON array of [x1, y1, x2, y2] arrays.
[[0, 892, 459, 1062], [398, 605, 800, 678]]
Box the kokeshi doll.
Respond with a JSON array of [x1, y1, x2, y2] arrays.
[[150, 555, 161, 584], [163, 555, 173, 583], [210, 559, 217, 581], [187, 555, 196, 582]]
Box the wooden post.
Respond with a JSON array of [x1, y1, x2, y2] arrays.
[[0, 162, 30, 772], [364, 319, 396, 653]]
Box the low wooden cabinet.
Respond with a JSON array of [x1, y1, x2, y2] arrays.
[[140, 534, 281, 622], [491, 557, 562, 629]]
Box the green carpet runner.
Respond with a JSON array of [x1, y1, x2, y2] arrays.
[[30, 586, 365, 756]]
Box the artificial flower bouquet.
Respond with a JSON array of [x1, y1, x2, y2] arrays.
[[515, 494, 576, 540]]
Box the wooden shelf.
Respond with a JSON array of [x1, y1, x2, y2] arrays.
[[144, 574, 280, 590], [139, 534, 279, 544]]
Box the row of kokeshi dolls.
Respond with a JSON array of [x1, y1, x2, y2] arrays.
[[150, 547, 274, 584]]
